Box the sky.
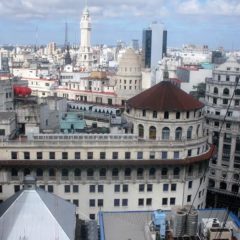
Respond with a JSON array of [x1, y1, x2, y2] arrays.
[[0, 0, 239, 49]]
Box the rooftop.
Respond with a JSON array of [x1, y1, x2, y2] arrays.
[[127, 81, 204, 111]]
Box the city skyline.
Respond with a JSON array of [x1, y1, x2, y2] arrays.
[[0, 0, 240, 49]]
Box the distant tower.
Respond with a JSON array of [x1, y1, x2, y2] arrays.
[[77, 2, 93, 69], [64, 22, 69, 49]]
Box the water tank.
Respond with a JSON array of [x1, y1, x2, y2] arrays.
[[172, 209, 187, 237], [186, 210, 198, 236]]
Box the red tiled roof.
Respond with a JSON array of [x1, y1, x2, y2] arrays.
[[127, 81, 204, 111]]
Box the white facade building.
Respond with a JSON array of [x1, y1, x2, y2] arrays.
[[205, 56, 240, 210]]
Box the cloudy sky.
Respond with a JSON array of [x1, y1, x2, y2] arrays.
[[0, 0, 239, 49]]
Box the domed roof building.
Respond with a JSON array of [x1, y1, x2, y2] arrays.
[[115, 48, 142, 104]]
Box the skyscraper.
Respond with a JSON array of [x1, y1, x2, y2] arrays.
[[142, 22, 167, 69]]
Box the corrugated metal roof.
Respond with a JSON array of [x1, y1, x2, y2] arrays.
[[0, 189, 76, 240]]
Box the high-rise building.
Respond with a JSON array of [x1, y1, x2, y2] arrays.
[[142, 22, 167, 69], [205, 56, 240, 213]]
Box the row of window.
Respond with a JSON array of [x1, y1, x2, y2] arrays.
[[210, 96, 239, 106], [138, 124, 200, 140], [139, 110, 202, 119], [11, 150, 185, 160]]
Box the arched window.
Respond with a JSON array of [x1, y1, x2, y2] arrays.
[[99, 168, 106, 177], [62, 168, 69, 176], [36, 168, 43, 177], [11, 168, 18, 176], [235, 89, 240, 95], [223, 88, 229, 95], [187, 126, 193, 140], [213, 87, 218, 94], [149, 126, 156, 140], [149, 167, 156, 177], [209, 179, 215, 188], [112, 168, 119, 177], [49, 168, 56, 177], [137, 168, 144, 177], [220, 182, 227, 190], [196, 124, 200, 137], [138, 124, 144, 138], [175, 127, 182, 140], [233, 173, 239, 181], [232, 184, 239, 193], [87, 168, 94, 177], [24, 168, 31, 176], [124, 168, 131, 177], [162, 127, 170, 140], [161, 168, 168, 176], [173, 167, 180, 176], [74, 168, 81, 176]]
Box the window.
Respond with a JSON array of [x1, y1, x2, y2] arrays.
[[87, 152, 93, 160], [153, 111, 157, 118], [170, 198, 176, 205], [138, 198, 144, 206], [0, 129, 5, 136], [64, 185, 70, 193], [187, 195, 192, 202], [226, 123, 231, 129], [14, 185, 20, 192], [11, 152, 17, 160], [149, 126, 156, 140], [162, 127, 170, 140], [48, 185, 53, 192], [139, 184, 145, 192], [114, 199, 120, 207], [174, 151, 179, 159], [188, 149, 192, 157], [147, 184, 153, 192], [213, 98, 217, 104], [149, 151, 155, 159], [146, 198, 152, 206], [62, 152, 68, 160], [98, 199, 104, 207], [49, 152, 55, 160], [142, 109, 146, 117], [176, 112, 180, 119], [187, 126, 193, 140], [89, 214, 95, 220], [99, 168, 106, 178], [39, 185, 45, 190], [223, 88, 229, 95], [123, 184, 128, 192], [75, 152, 81, 159], [98, 185, 104, 193], [112, 152, 118, 159], [89, 199, 95, 207], [24, 152, 30, 160], [235, 100, 239, 106], [162, 198, 168, 205], [138, 124, 144, 138], [112, 168, 119, 178], [175, 127, 182, 140], [114, 184, 120, 192], [100, 152, 106, 160], [73, 185, 79, 193], [73, 199, 79, 207], [186, 111, 190, 118], [36, 168, 43, 177], [89, 185, 95, 193], [122, 199, 128, 206], [188, 181, 193, 189], [137, 151, 143, 159], [163, 184, 169, 191], [171, 184, 177, 191], [125, 152, 131, 159], [0, 185, 2, 193], [213, 87, 218, 94], [164, 111, 169, 119], [37, 152, 42, 160], [226, 76, 230, 81], [162, 151, 168, 159], [223, 99, 228, 105]]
